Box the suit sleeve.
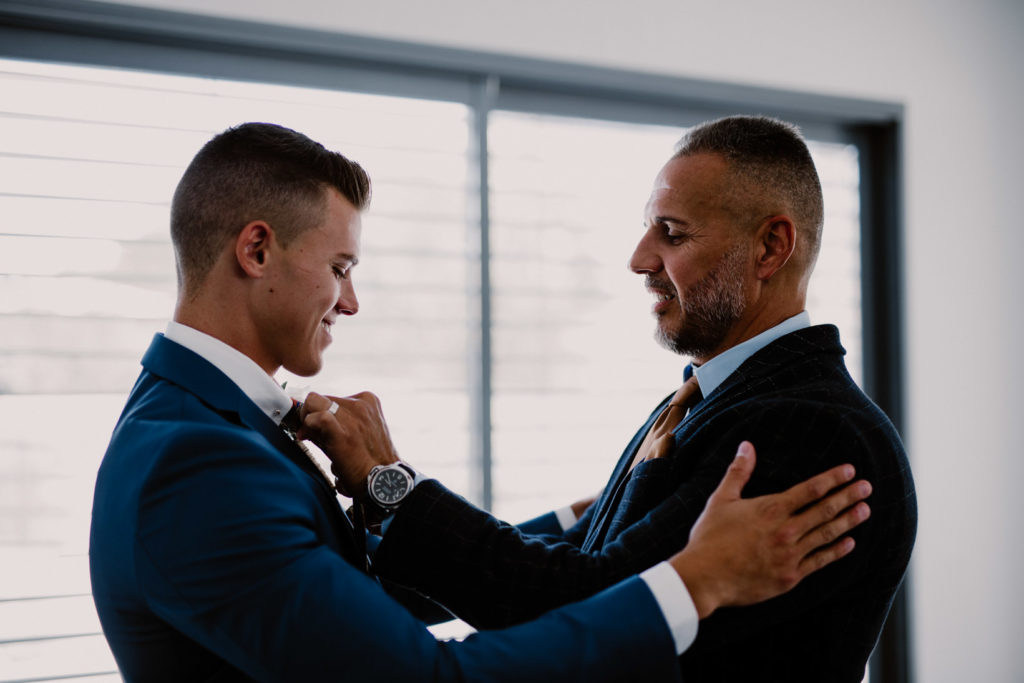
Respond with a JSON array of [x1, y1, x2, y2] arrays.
[[516, 511, 563, 537], [516, 501, 597, 545], [134, 426, 681, 682], [373, 397, 905, 631], [671, 397, 915, 645], [375, 479, 665, 628]]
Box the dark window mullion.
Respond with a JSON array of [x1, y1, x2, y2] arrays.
[[857, 121, 911, 683]]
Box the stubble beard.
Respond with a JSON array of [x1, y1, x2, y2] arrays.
[[653, 244, 749, 359]]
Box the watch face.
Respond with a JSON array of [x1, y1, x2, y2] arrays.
[[371, 467, 411, 505]]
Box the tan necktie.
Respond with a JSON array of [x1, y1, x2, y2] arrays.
[[630, 375, 701, 470]]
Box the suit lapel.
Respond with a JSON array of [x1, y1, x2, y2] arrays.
[[141, 334, 364, 558], [581, 393, 673, 552], [584, 325, 845, 551]]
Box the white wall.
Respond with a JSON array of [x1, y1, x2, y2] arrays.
[[95, 0, 1024, 680]]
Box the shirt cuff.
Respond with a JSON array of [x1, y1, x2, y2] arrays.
[[639, 561, 699, 655], [553, 505, 578, 531]]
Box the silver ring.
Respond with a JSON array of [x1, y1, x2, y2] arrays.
[[328, 401, 340, 415]]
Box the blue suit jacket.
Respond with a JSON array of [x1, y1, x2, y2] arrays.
[[373, 326, 917, 682], [89, 334, 682, 682]]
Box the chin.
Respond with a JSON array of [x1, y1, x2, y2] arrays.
[[286, 355, 324, 378], [655, 321, 682, 344]]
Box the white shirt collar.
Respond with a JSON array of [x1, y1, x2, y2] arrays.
[[692, 311, 811, 397], [164, 321, 294, 425]]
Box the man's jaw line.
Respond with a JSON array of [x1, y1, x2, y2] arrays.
[[644, 276, 740, 364]]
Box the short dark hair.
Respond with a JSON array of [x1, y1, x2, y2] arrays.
[[673, 115, 824, 268], [170, 122, 371, 292]]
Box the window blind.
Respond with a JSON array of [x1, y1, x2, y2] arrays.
[[0, 57, 473, 681]]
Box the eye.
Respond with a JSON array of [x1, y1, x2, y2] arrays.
[[658, 222, 689, 246], [332, 264, 350, 280]]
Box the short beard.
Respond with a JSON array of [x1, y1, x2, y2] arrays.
[[654, 244, 748, 359]]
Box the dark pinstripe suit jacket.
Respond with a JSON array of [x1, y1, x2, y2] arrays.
[[375, 325, 916, 682]]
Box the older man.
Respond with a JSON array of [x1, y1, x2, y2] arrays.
[[319, 116, 915, 682], [90, 122, 871, 682]]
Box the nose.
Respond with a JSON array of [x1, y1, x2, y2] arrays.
[[628, 228, 661, 275], [336, 280, 359, 316]]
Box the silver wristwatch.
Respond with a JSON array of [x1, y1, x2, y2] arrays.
[[366, 462, 417, 513]]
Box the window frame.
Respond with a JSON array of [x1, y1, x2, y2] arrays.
[[0, 1, 909, 681]]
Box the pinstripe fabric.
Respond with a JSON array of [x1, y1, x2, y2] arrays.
[[376, 325, 916, 682]]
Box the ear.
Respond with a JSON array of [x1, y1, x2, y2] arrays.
[[234, 221, 273, 278], [753, 215, 796, 281]]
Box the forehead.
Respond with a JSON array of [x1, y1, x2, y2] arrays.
[[644, 153, 733, 219]]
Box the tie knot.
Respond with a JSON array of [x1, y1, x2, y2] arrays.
[[281, 399, 303, 434]]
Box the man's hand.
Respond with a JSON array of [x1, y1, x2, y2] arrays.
[[669, 441, 871, 619], [298, 391, 399, 498]]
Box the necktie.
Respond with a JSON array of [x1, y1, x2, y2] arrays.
[[580, 371, 702, 553], [629, 374, 702, 470], [280, 401, 336, 488]]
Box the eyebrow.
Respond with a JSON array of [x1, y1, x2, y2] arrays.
[[334, 253, 359, 266], [649, 215, 691, 228]]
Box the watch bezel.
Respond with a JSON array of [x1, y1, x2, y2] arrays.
[[366, 462, 415, 512]]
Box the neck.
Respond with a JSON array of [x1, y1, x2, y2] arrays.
[[695, 298, 804, 366], [174, 295, 278, 378]]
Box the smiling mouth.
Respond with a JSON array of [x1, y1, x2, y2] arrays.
[[646, 286, 678, 316], [320, 319, 334, 338]]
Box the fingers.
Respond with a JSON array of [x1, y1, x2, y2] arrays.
[[301, 391, 333, 415], [791, 477, 872, 538], [776, 463, 857, 512], [795, 496, 871, 556], [708, 441, 757, 502], [297, 392, 360, 443], [298, 392, 335, 437], [798, 536, 856, 577], [302, 391, 379, 422]]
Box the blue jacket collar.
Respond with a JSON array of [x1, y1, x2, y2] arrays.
[[140, 333, 296, 455]]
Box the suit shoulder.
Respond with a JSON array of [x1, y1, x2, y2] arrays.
[[101, 373, 295, 496], [709, 349, 902, 446], [686, 382, 910, 491]]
